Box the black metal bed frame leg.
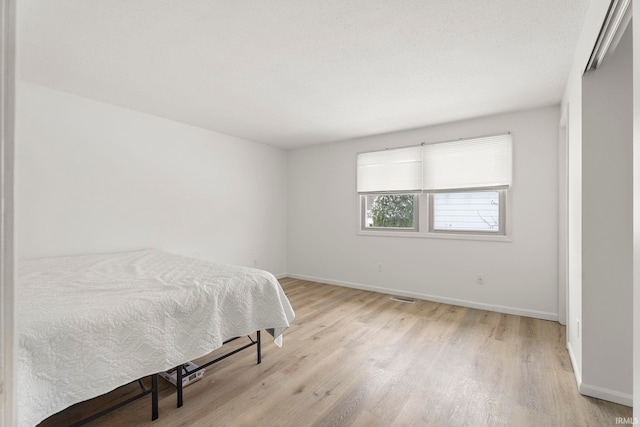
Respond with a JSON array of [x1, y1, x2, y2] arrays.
[[257, 330, 261, 364], [152, 373, 159, 420], [174, 330, 261, 408], [70, 374, 159, 426], [177, 364, 184, 408]]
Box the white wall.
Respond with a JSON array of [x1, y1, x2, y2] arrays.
[[560, 0, 635, 407], [15, 83, 288, 276], [288, 106, 559, 319], [581, 23, 633, 404], [560, 0, 611, 397]]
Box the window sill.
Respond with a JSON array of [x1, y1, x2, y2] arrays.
[[357, 229, 512, 242]]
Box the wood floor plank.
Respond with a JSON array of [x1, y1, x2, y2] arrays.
[[39, 278, 633, 426]]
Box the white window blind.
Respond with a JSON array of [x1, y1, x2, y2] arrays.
[[357, 133, 512, 193], [422, 134, 512, 191], [356, 146, 422, 193]]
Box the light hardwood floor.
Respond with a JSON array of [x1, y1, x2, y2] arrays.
[[41, 278, 632, 427]]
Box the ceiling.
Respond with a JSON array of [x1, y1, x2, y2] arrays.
[[18, 1, 589, 149]]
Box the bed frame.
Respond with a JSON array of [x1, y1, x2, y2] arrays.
[[70, 374, 159, 426], [65, 331, 260, 425], [174, 331, 261, 407], [69, 331, 260, 424]]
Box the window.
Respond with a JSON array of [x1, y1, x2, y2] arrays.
[[357, 133, 511, 237], [430, 190, 506, 234], [362, 193, 417, 230]]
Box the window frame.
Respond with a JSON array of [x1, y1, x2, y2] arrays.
[[428, 188, 507, 236], [360, 193, 419, 232], [358, 190, 511, 241]]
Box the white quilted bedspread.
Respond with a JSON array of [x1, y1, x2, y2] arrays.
[[16, 249, 295, 427]]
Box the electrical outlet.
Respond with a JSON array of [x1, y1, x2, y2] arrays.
[[476, 273, 484, 285], [377, 263, 383, 272]]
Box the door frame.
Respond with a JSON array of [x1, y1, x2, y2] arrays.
[[558, 104, 570, 327], [1, 0, 16, 425]]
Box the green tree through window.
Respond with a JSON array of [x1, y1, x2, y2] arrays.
[[371, 194, 414, 228]]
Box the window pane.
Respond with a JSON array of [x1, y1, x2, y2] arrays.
[[363, 194, 415, 229], [433, 191, 500, 232]]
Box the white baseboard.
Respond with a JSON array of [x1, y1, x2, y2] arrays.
[[566, 342, 631, 406], [566, 341, 582, 389], [285, 273, 559, 322], [274, 272, 288, 280], [579, 383, 633, 407], [565, 342, 632, 406]]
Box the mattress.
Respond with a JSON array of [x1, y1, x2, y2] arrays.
[[16, 249, 295, 427]]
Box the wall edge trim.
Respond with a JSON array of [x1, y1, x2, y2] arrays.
[[566, 341, 582, 390]]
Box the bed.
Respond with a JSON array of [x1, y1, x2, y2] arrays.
[[16, 248, 295, 427]]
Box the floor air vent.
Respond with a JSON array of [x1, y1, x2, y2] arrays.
[[390, 296, 416, 304]]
